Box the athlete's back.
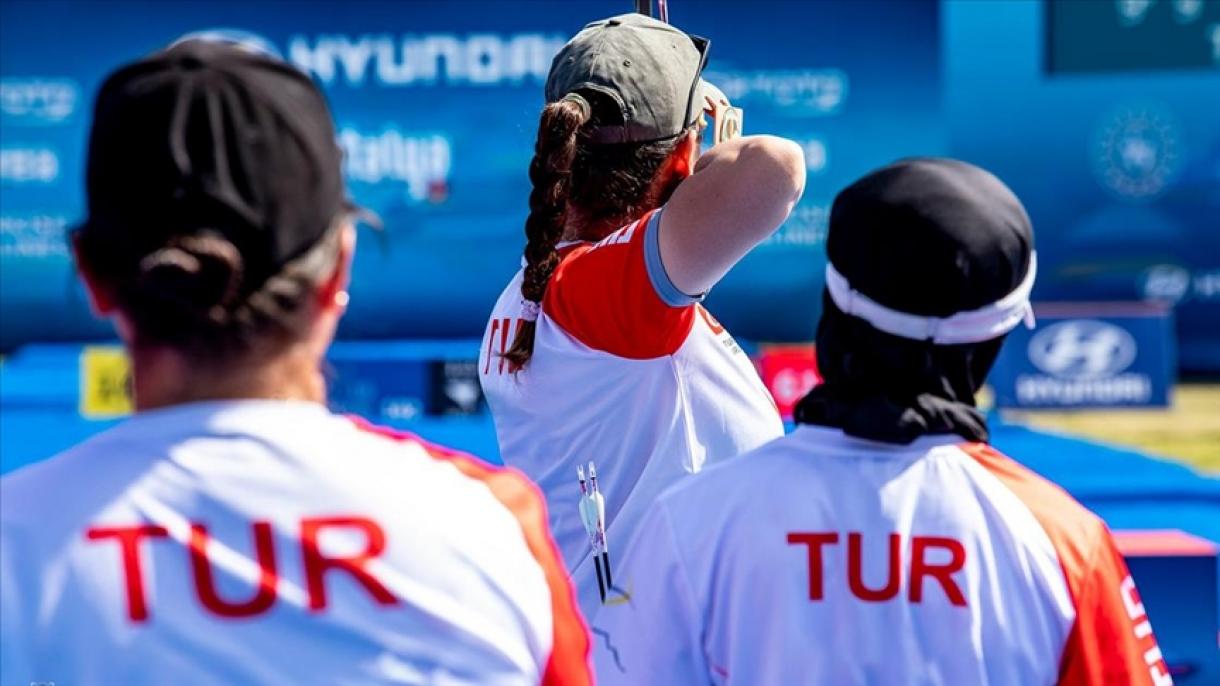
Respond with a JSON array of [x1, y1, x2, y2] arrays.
[[593, 158, 1171, 685], [3, 38, 589, 686], [480, 211, 783, 615], [481, 13, 802, 615], [593, 427, 1169, 685], [1, 401, 589, 685]]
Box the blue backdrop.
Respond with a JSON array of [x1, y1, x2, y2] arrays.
[[0, 0, 941, 346], [945, 0, 1220, 372], [2, 0, 1218, 371]]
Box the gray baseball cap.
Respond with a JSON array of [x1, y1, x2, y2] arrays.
[[545, 13, 709, 144]]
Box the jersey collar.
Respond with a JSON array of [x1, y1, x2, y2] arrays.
[[791, 424, 967, 455]]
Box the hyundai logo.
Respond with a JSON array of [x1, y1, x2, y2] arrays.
[[1028, 320, 1137, 380], [1141, 264, 1190, 304]]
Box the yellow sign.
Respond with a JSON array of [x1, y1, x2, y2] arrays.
[[80, 346, 133, 418]]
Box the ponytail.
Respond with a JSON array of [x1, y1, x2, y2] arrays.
[[131, 233, 245, 335], [503, 95, 591, 370]]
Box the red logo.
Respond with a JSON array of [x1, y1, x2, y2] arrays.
[[787, 531, 968, 606], [483, 317, 526, 375], [757, 345, 821, 420], [697, 305, 726, 335], [86, 516, 399, 623]]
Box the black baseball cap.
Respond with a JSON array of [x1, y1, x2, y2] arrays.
[[76, 38, 349, 294], [546, 13, 710, 144]]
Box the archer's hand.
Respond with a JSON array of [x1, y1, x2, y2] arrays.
[[702, 82, 742, 146]]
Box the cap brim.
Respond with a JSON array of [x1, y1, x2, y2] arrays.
[[344, 199, 384, 232]]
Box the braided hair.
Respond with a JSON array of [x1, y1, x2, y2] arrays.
[[504, 91, 689, 370], [502, 97, 591, 370]]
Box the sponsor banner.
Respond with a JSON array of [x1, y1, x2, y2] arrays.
[[67, 343, 485, 423], [756, 344, 821, 421], [0, 146, 59, 184], [0, 78, 80, 124], [989, 303, 1176, 409], [0, 0, 942, 349], [428, 359, 485, 417], [78, 346, 133, 418], [701, 67, 849, 117], [0, 214, 71, 257], [285, 32, 566, 87], [326, 357, 430, 423]]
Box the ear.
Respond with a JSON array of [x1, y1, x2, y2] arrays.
[[652, 130, 700, 206], [72, 233, 117, 316], [317, 223, 356, 314], [669, 129, 700, 179]]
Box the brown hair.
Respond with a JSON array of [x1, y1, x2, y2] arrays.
[[503, 91, 690, 370], [76, 220, 345, 361]]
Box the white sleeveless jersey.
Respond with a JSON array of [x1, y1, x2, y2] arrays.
[[479, 209, 784, 616], [593, 426, 1173, 686], [1, 400, 591, 686]]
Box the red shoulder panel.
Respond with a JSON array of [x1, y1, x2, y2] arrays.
[[350, 417, 593, 685], [543, 211, 695, 359], [961, 443, 1171, 686]]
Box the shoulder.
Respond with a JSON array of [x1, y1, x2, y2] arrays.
[[653, 431, 797, 520], [347, 416, 510, 475], [345, 416, 553, 535], [957, 443, 1108, 585], [347, 417, 591, 681], [491, 268, 526, 313], [0, 426, 134, 525], [542, 210, 697, 359], [1, 428, 146, 578]]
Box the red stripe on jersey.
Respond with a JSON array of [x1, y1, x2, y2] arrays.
[[544, 210, 695, 359], [961, 443, 1171, 686], [1112, 529, 1217, 557], [349, 417, 593, 686]]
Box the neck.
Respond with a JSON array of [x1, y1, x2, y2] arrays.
[[562, 208, 645, 243], [131, 343, 326, 412]]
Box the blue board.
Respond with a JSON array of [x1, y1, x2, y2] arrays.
[[0, 0, 942, 348], [945, 0, 1220, 372], [3, 0, 1216, 367], [990, 303, 1176, 408]]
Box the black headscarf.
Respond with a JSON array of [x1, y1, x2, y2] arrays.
[[793, 158, 1034, 444]]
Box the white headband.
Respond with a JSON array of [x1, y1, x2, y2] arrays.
[[824, 252, 1037, 345]]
